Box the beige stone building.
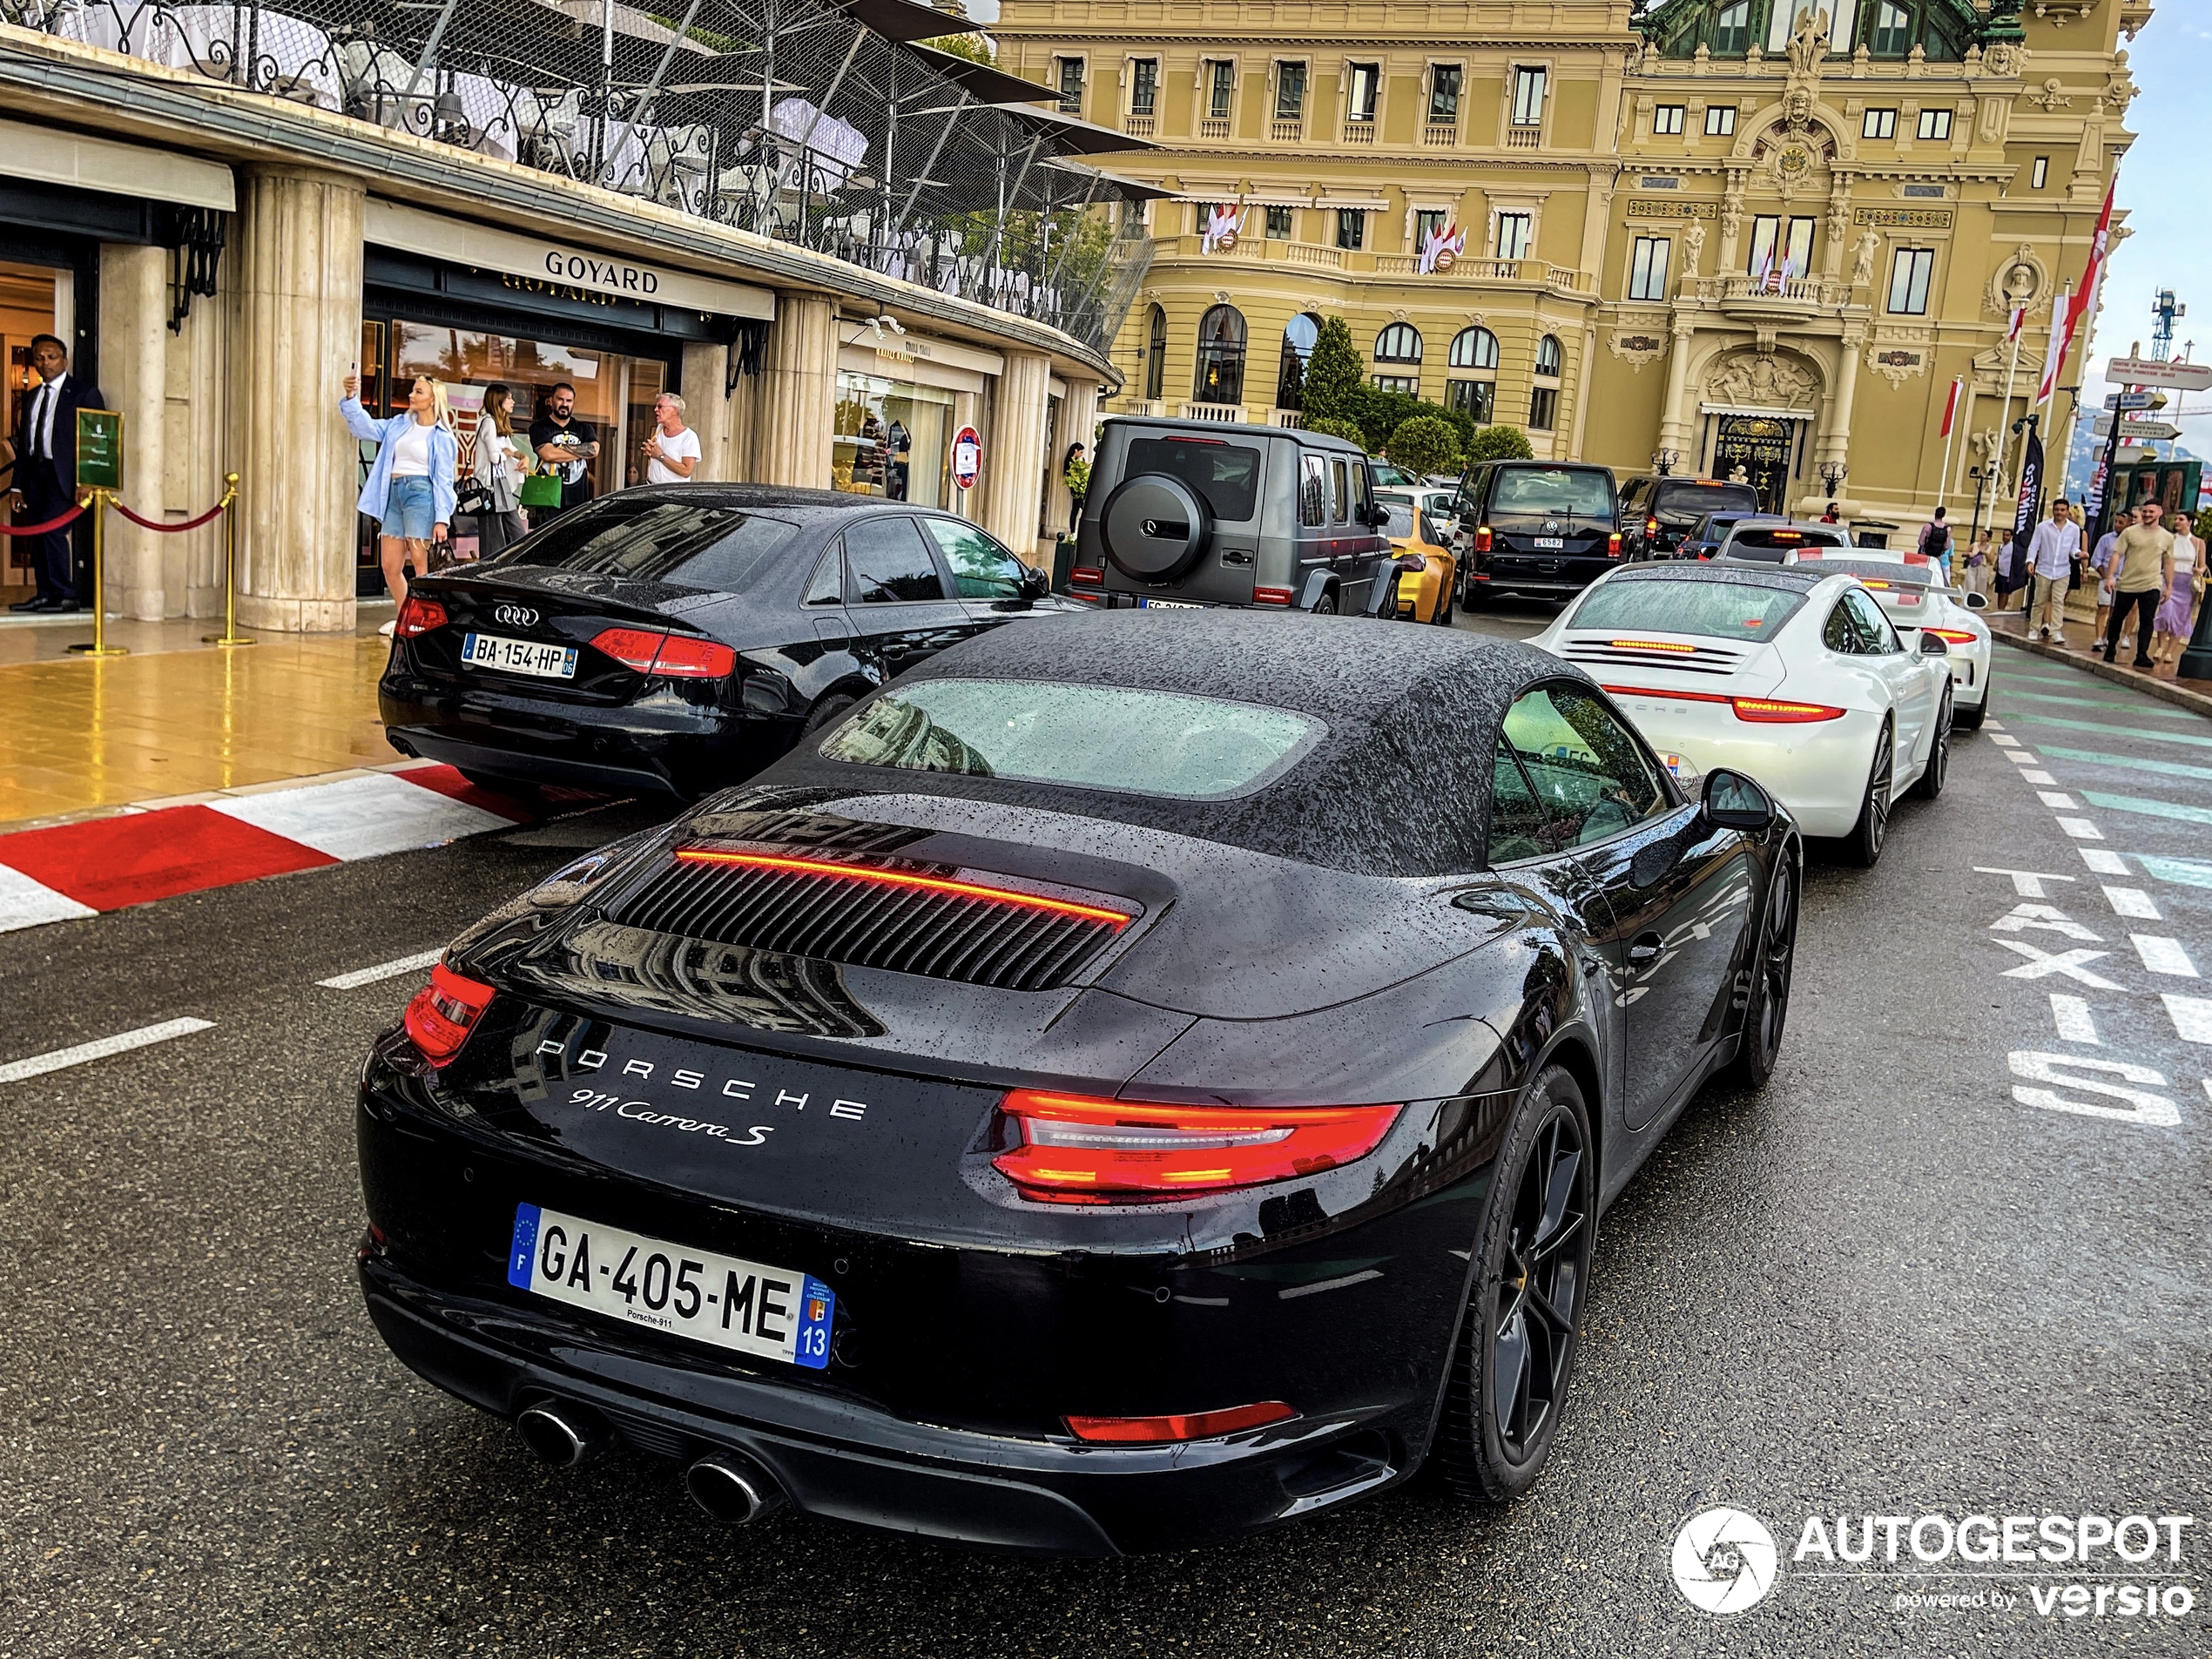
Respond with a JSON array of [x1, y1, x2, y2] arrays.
[[993, 0, 2148, 534]]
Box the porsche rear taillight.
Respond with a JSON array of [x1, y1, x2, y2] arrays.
[[402, 963, 495, 1064], [1730, 696, 1847, 723], [589, 627, 737, 679], [395, 595, 448, 637], [1065, 1401, 1297, 1443], [1925, 628, 1978, 645], [988, 1089, 1401, 1204]]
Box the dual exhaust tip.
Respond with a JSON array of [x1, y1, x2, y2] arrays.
[[515, 1400, 786, 1525]]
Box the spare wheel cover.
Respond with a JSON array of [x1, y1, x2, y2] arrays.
[[1101, 472, 1211, 582]]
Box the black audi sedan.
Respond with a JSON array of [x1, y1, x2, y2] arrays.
[[379, 486, 1076, 799], [356, 610, 1801, 1555]]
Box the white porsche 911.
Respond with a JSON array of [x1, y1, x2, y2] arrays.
[[1527, 563, 1954, 865]]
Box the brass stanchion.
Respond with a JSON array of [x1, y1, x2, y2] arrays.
[[203, 472, 253, 647], [64, 489, 127, 658]]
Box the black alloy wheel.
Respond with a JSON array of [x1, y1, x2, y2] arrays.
[[1310, 593, 1339, 617], [1440, 1065, 1595, 1501], [1913, 688, 1953, 799], [1728, 859, 1797, 1088], [800, 693, 857, 738], [1844, 720, 1894, 868]]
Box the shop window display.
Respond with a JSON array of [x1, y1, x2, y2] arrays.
[[833, 370, 953, 507]]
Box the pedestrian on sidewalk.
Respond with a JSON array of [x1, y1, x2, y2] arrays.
[[2099, 500, 2175, 669], [6, 334, 105, 614], [2090, 507, 2133, 645], [341, 369, 456, 635], [527, 383, 599, 523], [2153, 513, 2202, 665], [2021, 497, 2082, 644], [472, 382, 528, 559], [1820, 500, 1842, 525], [1917, 505, 1954, 586], [642, 394, 700, 484], [1965, 529, 1993, 600]]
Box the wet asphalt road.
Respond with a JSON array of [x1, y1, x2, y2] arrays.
[[2, 624, 2208, 1658]]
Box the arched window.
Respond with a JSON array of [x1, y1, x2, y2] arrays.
[[1192, 303, 1248, 404], [1374, 322, 1424, 364], [1869, 0, 1912, 54], [1711, 0, 1750, 54], [1143, 306, 1167, 402], [1448, 327, 1500, 370], [1535, 334, 1563, 377], [1276, 312, 1320, 410]]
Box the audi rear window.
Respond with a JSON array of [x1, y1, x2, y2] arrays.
[[1488, 468, 1614, 518], [1125, 437, 1264, 522], [1653, 481, 1760, 523], [494, 499, 802, 590], [1567, 579, 1809, 640], [820, 679, 1321, 800]]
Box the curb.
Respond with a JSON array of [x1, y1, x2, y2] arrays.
[[1989, 627, 2212, 720]]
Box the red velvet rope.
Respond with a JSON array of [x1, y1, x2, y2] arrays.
[[0, 503, 85, 537], [110, 498, 229, 534]]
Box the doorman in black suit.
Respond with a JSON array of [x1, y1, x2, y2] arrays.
[[8, 334, 106, 612]]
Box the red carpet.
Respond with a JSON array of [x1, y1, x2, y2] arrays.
[[0, 805, 340, 910]]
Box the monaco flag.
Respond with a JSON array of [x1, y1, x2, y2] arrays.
[[1939, 376, 1963, 438], [2040, 174, 2117, 404]]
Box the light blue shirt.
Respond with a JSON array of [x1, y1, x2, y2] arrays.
[[340, 397, 457, 529]]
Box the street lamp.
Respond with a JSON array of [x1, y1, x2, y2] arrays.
[[1650, 448, 1680, 476], [1818, 459, 1848, 496]]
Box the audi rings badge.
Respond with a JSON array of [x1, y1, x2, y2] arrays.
[[495, 604, 541, 629]]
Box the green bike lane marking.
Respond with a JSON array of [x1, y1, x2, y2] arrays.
[[2005, 711, 2212, 749], [2002, 685, 2200, 719], [2078, 790, 2212, 826], [2033, 745, 2212, 784]]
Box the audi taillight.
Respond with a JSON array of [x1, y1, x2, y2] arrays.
[[1925, 628, 1978, 645], [1065, 1401, 1297, 1444], [1608, 531, 1623, 557], [402, 963, 495, 1064], [1253, 586, 1294, 606], [1730, 696, 1847, 723], [589, 627, 736, 678], [988, 1089, 1401, 1204], [1474, 526, 1493, 554], [395, 595, 448, 637]]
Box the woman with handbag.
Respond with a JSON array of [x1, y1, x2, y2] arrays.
[[473, 383, 529, 558], [341, 369, 457, 636]]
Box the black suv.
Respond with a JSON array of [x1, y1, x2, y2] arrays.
[[1069, 416, 1392, 614], [1453, 460, 1620, 604], [1616, 474, 1762, 561]]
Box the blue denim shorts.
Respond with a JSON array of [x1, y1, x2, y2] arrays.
[[382, 475, 437, 541]]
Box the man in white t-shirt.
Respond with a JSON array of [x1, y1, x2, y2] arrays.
[[643, 394, 701, 485]]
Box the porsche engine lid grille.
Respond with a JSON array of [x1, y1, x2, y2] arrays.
[[1557, 637, 1747, 676], [606, 846, 1137, 993]]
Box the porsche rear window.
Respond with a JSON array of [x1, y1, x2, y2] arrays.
[[1567, 579, 1809, 639], [1125, 437, 1264, 522], [819, 679, 1321, 800]]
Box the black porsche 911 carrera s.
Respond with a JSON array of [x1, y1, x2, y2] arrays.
[[356, 609, 1801, 1556]]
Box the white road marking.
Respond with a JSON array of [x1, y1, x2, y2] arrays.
[[2131, 935, 2199, 978], [319, 948, 443, 991], [2037, 791, 2080, 810], [2057, 818, 2106, 840], [2049, 995, 2100, 1044], [0, 1017, 216, 1084], [1992, 734, 2020, 747], [2009, 1051, 2179, 1127], [2004, 750, 2038, 764], [2102, 885, 2161, 920], [1975, 867, 2076, 898], [212, 773, 512, 862], [2079, 847, 2129, 874], [1990, 904, 2099, 940], [1994, 941, 2122, 987], [2161, 994, 2212, 1045], [1278, 1269, 1384, 1300], [2021, 770, 2058, 784], [0, 866, 97, 934], [1986, 720, 2006, 731]]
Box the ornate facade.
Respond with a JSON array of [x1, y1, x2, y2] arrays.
[[993, 0, 2149, 529]]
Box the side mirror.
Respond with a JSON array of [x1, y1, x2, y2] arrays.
[[1019, 563, 1049, 597], [1919, 631, 1950, 655], [1964, 590, 1989, 610], [1701, 767, 1776, 833]]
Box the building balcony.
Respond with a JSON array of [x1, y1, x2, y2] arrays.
[[1177, 401, 1248, 422], [1696, 274, 1850, 318], [1126, 113, 1157, 138], [1270, 118, 1305, 142], [1151, 235, 1593, 295], [1422, 123, 1459, 147], [1505, 125, 1542, 149], [1342, 120, 1378, 144], [1198, 117, 1231, 139]]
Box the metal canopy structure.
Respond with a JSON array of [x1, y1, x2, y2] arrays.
[[33, 0, 1155, 351]]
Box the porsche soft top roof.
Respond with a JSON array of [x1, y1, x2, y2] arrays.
[[1605, 563, 1831, 594], [761, 609, 1581, 878]]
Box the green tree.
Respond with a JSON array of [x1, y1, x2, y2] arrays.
[[1303, 415, 1368, 449], [1466, 423, 1535, 463], [1300, 317, 1363, 422], [1386, 415, 1461, 478]]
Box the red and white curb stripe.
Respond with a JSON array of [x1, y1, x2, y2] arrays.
[[0, 763, 536, 935]]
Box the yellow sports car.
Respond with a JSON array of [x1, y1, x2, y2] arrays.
[[1379, 500, 1460, 625]]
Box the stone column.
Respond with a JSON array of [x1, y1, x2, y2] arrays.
[[165, 271, 230, 617], [230, 165, 365, 632], [978, 350, 1052, 563], [1816, 329, 1866, 509], [678, 340, 733, 481], [1658, 315, 1698, 455], [1716, 169, 1746, 274], [752, 291, 836, 488], [98, 243, 168, 619], [1045, 375, 1100, 539]]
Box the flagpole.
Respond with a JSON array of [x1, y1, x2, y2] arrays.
[[1936, 376, 1962, 521], [1986, 324, 2026, 599]]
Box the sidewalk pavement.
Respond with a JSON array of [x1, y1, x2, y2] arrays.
[[1985, 608, 2212, 718]]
